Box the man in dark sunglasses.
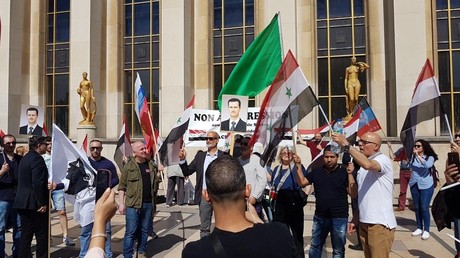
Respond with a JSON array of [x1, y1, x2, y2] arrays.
[[0, 134, 21, 257], [178, 131, 227, 238]]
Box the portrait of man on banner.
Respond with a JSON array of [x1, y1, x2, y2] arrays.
[[19, 104, 44, 136], [220, 95, 248, 133]]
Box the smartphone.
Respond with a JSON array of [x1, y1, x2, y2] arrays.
[[95, 169, 112, 202], [447, 152, 460, 168]]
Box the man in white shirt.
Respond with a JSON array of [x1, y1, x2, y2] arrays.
[[237, 137, 267, 220], [332, 132, 396, 258]]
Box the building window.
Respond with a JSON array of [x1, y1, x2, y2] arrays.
[[437, 0, 460, 133], [124, 0, 160, 137], [316, 0, 366, 124], [213, 0, 255, 110], [46, 0, 71, 135]]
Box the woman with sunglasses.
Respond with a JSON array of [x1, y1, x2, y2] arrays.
[[269, 146, 307, 258], [409, 139, 438, 240]]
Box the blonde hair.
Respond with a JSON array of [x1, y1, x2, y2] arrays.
[[15, 145, 28, 156]]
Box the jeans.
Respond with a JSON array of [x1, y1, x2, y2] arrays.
[[79, 222, 112, 258], [454, 217, 460, 253], [410, 184, 434, 232], [0, 200, 20, 258], [123, 203, 153, 258], [308, 215, 347, 258]]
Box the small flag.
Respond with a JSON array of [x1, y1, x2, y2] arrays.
[[114, 116, 133, 170], [298, 122, 333, 140], [42, 123, 49, 136], [159, 96, 195, 166], [80, 134, 88, 154], [353, 97, 382, 137]]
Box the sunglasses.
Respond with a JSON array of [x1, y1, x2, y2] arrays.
[[4, 141, 16, 146], [414, 145, 422, 148], [359, 140, 377, 145], [90, 147, 102, 151], [205, 137, 218, 141], [455, 134, 460, 139]]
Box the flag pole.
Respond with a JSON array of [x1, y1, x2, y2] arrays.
[[229, 132, 235, 156], [147, 110, 167, 197]]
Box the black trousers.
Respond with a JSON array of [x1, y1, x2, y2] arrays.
[[273, 199, 305, 258], [18, 209, 49, 258]]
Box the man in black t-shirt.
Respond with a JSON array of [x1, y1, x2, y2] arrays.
[[118, 141, 158, 258], [182, 155, 298, 258], [294, 145, 357, 258]]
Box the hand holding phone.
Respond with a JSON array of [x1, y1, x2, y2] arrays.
[[447, 152, 460, 168], [96, 169, 112, 202]]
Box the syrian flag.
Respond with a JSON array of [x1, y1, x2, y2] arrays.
[[307, 113, 360, 171], [400, 59, 445, 158], [80, 134, 88, 153], [298, 122, 333, 140], [51, 124, 97, 226], [353, 97, 382, 137], [114, 116, 133, 170], [134, 73, 155, 154], [221, 132, 232, 152], [159, 96, 195, 166], [250, 50, 320, 166], [0, 129, 4, 138], [42, 123, 49, 136]]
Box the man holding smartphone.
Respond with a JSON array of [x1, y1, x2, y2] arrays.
[[79, 139, 119, 258]]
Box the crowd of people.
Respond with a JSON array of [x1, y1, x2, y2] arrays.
[[1, 128, 460, 258]]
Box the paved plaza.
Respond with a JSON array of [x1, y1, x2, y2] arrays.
[[3, 190, 458, 258]]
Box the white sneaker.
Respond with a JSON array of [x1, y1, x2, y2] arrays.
[[421, 231, 430, 240], [411, 228, 423, 237]]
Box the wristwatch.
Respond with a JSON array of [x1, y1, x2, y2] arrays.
[[344, 143, 350, 152]]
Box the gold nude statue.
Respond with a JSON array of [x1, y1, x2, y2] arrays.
[[344, 56, 369, 118], [77, 72, 97, 125]]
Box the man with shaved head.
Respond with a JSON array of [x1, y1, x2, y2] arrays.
[[182, 155, 297, 257], [332, 132, 396, 258], [179, 131, 227, 238], [118, 141, 158, 258]]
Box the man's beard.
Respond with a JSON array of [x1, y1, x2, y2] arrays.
[[206, 142, 217, 149]]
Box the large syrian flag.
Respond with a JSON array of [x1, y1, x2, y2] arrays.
[[353, 97, 382, 137], [249, 50, 319, 166], [51, 124, 97, 226], [307, 112, 361, 171], [114, 116, 133, 170], [159, 96, 195, 166], [400, 59, 445, 158], [217, 13, 282, 110]]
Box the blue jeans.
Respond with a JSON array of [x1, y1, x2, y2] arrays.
[[123, 203, 153, 258], [309, 215, 347, 258], [0, 200, 20, 258], [410, 184, 434, 232], [454, 217, 460, 253], [79, 222, 112, 258]]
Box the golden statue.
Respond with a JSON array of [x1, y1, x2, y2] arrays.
[[344, 56, 369, 118], [77, 72, 97, 125]]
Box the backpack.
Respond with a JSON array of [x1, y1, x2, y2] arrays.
[[65, 158, 94, 195]]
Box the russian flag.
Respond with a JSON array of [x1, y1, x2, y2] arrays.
[[134, 73, 155, 154]]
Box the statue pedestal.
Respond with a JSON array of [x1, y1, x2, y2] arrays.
[[77, 124, 97, 155]]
